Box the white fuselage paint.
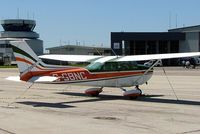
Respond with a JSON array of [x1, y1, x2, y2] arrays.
[[51, 72, 153, 87]]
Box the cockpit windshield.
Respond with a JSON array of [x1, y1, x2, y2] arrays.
[[86, 61, 148, 72], [86, 62, 103, 72]]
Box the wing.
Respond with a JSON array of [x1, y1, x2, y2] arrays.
[[39, 52, 200, 63], [39, 55, 103, 62], [114, 52, 200, 62]]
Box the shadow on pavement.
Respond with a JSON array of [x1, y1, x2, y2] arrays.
[[17, 101, 75, 108], [57, 91, 200, 106], [16, 92, 200, 109]]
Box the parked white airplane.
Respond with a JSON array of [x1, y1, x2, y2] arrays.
[[9, 40, 200, 98]]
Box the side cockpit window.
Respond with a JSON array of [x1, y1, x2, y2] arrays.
[[86, 61, 147, 72], [102, 62, 118, 71]]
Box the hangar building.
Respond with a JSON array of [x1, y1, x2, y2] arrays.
[[111, 25, 200, 65]]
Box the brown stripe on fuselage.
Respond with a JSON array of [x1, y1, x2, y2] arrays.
[[16, 57, 33, 66], [50, 68, 151, 82]]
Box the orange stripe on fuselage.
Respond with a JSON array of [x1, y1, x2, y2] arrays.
[[20, 70, 60, 81], [50, 68, 149, 82], [51, 68, 146, 78]]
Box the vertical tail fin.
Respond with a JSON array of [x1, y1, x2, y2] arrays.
[[10, 40, 46, 81]]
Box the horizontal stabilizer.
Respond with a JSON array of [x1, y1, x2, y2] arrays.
[[6, 76, 21, 82], [28, 76, 58, 83]]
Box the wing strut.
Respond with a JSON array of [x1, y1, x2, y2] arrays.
[[162, 67, 179, 101]]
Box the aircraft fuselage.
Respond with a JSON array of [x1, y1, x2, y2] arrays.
[[48, 68, 153, 87]]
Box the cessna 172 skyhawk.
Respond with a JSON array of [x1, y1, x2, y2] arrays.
[[9, 40, 200, 98]]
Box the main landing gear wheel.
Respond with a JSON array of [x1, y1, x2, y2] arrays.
[[85, 88, 103, 97], [122, 86, 142, 99], [135, 85, 142, 95]]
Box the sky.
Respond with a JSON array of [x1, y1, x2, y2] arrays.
[[0, 0, 200, 49]]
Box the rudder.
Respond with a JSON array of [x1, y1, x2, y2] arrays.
[[10, 40, 46, 81]]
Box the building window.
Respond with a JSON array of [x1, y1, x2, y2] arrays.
[[68, 48, 74, 51], [159, 41, 168, 54], [0, 44, 11, 48], [113, 43, 120, 49]]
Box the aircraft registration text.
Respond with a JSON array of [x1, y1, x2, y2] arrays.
[[52, 72, 87, 81]]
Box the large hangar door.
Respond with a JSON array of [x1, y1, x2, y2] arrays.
[[170, 41, 179, 53], [159, 41, 168, 53], [135, 41, 146, 55], [199, 32, 200, 52], [129, 41, 146, 55], [170, 41, 179, 65], [159, 41, 169, 65], [147, 41, 157, 54], [129, 41, 135, 55]]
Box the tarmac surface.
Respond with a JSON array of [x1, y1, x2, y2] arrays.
[[0, 67, 199, 134]]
